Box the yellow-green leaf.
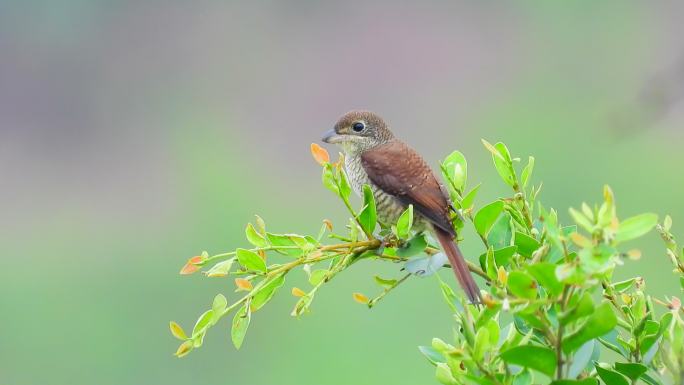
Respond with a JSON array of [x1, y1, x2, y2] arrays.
[[616, 213, 658, 243], [231, 304, 251, 349], [245, 223, 267, 247], [395, 204, 414, 239], [174, 340, 194, 358], [169, 321, 188, 340]]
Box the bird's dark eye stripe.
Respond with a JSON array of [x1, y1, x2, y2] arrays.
[[352, 122, 365, 132]]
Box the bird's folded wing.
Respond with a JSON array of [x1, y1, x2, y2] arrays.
[[360, 140, 455, 236]]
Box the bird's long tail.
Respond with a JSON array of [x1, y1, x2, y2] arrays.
[[434, 228, 481, 304]]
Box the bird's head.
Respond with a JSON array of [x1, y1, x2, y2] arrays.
[[322, 110, 394, 154]]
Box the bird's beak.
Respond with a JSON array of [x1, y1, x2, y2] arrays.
[[321, 128, 343, 144]]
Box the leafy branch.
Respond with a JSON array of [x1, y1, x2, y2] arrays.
[[170, 140, 684, 385]]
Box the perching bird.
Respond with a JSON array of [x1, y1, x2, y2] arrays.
[[321, 110, 481, 303]]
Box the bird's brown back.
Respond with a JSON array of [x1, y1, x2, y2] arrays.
[[360, 140, 455, 236]]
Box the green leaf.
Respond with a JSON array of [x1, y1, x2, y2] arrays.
[[598, 330, 629, 358], [487, 213, 513, 249], [236, 248, 267, 273], [569, 208, 594, 233], [616, 213, 658, 243], [563, 302, 617, 353], [490, 142, 516, 187], [526, 262, 563, 296], [309, 269, 328, 286], [516, 312, 547, 330], [437, 277, 459, 313], [322, 163, 339, 195], [251, 273, 285, 311], [192, 309, 214, 337], [211, 294, 227, 322], [550, 380, 598, 385], [514, 232, 540, 258], [559, 292, 594, 325], [289, 235, 317, 253], [499, 345, 557, 377], [358, 185, 377, 235], [396, 233, 428, 257], [595, 364, 629, 385], [441, 150, 468, 192], [474, 200, 504, 237], [395, 204, 414, 239], [485, 318, 500, 346], [507, 271, 537, 299], [482, 139, 516, 187], [513, 369, 531, 385], [521, 156, 535, 188], [245, 223, 268, 247], [640, 373, 662, 385], [461, 184, 481, 209], [485, 246, 497, 280], [612, 278, 636, 293], [548, 225, 577, 262], [338, 167, 352, 200], [435, 363, 458, 385], [613, 363, 647, 381], [374, 275, 398, 288], [479, 246, 517, 270], [554, 261, 584, 285], [231, 304, 251, 349], [418, 345, 445, 366], [462, 374, 497, 385], [475, 305, 501, 331], [265, 233, 303, 257], [473, 327, 490, 361], [567, 340, 595, 378]]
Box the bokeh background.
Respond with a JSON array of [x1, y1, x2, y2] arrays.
[[2, 1, 684, 384]]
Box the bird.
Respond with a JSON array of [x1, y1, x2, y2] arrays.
[[321, 110, 481, 303]]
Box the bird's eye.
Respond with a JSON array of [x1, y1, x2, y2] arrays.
[[352, 122, 365, 132]]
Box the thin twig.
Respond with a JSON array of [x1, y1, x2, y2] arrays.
[[368, 273, 412, 308]]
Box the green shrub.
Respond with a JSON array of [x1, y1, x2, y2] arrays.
[[170, 141, 684, 385]]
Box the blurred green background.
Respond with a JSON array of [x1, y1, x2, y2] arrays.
[[2, 1, 683, 384]]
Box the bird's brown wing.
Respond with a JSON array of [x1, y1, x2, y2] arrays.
[[360, 140, 455, 236]]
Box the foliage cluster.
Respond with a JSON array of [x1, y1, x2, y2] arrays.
[[170, 141, 684, 385]]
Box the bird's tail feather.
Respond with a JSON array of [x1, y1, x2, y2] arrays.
[[434, 228, 481, 304]]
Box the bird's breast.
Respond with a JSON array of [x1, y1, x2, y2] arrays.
[[345, 154, 427, 230]]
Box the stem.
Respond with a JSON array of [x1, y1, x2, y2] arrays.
[[220, 294, 249, 317], [320, 239, 381, 251], [514, 187, 535, 229], [602, 280, 636, 326], [653, 297, 684, 314], [204, 246, 304, 263], [368, 273, 412, 308], [556, 285, 571, 379], [341, 196, 371, 239]]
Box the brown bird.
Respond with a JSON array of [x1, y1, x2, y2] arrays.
[[322, 110, 481, 303]]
